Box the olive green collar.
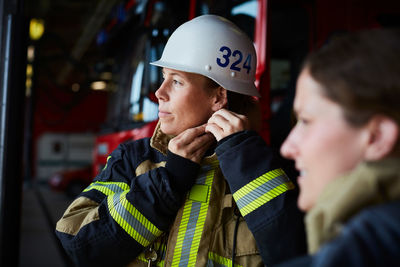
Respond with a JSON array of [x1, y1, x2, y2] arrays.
[[305, 158, 400, 253], [150, 121, 174, 156]]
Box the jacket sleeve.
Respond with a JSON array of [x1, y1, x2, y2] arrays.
[[55, 139, 199, 267], [215, 131, 307, 266]]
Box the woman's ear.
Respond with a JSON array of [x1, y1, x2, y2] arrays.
[[211, 87, 228, 112], [364, 115, 399, 161]]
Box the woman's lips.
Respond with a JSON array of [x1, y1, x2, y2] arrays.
[[158, 111, 171, 118], [297, 170, 307, 184]]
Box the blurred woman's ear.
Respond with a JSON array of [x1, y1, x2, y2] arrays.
[[211, 87, 228, 112], [364, 115, 399, 161]]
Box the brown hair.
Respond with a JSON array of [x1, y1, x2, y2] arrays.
[[303, 28, 400, 128]]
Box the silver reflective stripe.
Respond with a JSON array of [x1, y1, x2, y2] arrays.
[[233, 168, 294, 216], [107, 191, 163, 246]]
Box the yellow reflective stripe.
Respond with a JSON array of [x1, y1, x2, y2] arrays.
[[238, 182, 295, 216], [107, 191, 163, 247], [171, 160, 218, 266], [233, 168, 295, 216], [103, 155, 112, 170], [155, 260, 165, 267], [83, 181, 130, 196], [137, 252, 146, 262], [207, 252, 242, 267], [234, 169, 285, 199], [173, 204, 191, 263]]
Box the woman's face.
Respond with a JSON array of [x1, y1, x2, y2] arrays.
[[280, 69, 369, 212], [155, 68, 218, 136]]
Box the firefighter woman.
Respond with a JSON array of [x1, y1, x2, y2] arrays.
[[276, 28, 400, 266], [55, 15, 305, 267]]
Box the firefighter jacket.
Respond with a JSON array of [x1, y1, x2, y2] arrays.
[[276, 158, 400, 267], [55, 124, 306, 267]]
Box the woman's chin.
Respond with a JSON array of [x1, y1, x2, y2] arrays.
[[297, 194, 313, 212], [160, 123, 178, 136]]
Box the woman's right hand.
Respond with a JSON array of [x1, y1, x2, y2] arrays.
[[168, 124, 215, 164]]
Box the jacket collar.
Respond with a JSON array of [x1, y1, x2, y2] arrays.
[[150, 121, 174, 155], [305, 157, 400, 253]]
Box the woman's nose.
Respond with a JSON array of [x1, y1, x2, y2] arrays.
[[155, 81, 168, 101], [280, 131, 298, 160]]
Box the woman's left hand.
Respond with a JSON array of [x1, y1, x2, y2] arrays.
[[206, 109, 249, 141]]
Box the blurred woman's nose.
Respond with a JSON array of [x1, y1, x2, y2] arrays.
[[280, 131, 298, 160], [155, 81, 168, 101]]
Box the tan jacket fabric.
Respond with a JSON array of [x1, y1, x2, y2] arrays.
[[305, 158, 400, 253]]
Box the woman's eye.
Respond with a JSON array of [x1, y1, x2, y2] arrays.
[[297, 118, 309, 126], [173, 79, 182, 86]]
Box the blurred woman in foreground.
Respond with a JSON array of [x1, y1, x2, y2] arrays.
[[278, 28, 400, 266]]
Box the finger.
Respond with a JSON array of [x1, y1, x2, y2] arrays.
[[178, 124, 207, 142], [214, 109, 249, 125], [209, 113, 246, 135], [205, 123, 225, 141], [171, 124, 207, 147], [210, 110, 248, 129], [212, 109, 242, 122], [169, 132, 215, 163], [208, 113, 231, 130], [168, 130, 214, 158], [188, 136, 216, 163], [183, 132, 215, 152]]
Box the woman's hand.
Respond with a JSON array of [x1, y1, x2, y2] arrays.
[[168, 124, 215, 164], [206, 109, 249, 141]]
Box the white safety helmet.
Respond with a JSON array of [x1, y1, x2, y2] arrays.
[[150, 14, 260, 97]]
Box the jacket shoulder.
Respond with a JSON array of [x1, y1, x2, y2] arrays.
[[121, 137, 165, 164], [317, 200, 400, 266], [348, 200, 400, 237], [94, 138, 165, 184]]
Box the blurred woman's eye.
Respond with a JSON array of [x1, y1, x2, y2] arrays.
[[173, 79, 183, 86], [297, 117, 310, 126]]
